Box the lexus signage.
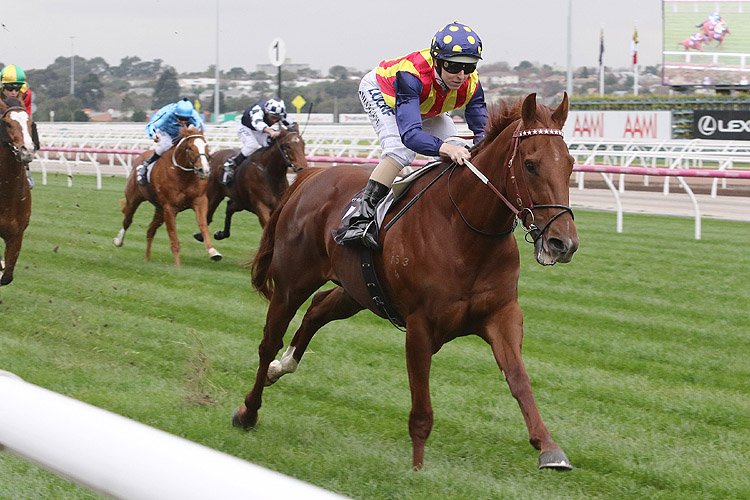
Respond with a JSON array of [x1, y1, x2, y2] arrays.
[[693, 110, 750, 140]]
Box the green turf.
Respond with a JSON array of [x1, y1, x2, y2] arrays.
[[1, 174, 748, 499]]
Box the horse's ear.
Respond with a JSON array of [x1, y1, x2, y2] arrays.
[[521, 93, 537, 126], [551, 92, 569, 128]]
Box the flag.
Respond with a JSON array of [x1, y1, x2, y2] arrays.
[[632, 27, 639, 65], [599, 29, 604, 67]]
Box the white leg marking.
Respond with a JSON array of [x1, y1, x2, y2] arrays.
[[266, 346, 298, 386], [113, 228, 126, 247]]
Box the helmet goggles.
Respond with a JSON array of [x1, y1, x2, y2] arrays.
[[441, 60, 477, 75]]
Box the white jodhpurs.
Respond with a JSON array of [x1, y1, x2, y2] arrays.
[[358, 69, 460, 168], [153, 130, 177, 156], [237, 124, 269, 157]]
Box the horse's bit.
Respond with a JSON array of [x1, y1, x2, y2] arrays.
[[171, 134, 209, 177], [463, 121, 574, 243]]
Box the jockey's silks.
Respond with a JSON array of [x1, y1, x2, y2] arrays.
[[375, 49, 479, 117]]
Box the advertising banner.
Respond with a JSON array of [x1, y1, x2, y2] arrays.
[[693, 109, 750, 140], [563, 111, 673, 140]]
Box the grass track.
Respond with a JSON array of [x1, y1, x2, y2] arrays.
[[1, 174, 749, 499]]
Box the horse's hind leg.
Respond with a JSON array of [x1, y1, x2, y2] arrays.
[[0, 234, 23, 286], [215, 199, 239, 240], [266, 286, 364, 385], [233, 280, 327, 429], [113, 196, 143, 247], [145, 207, 164, 262]]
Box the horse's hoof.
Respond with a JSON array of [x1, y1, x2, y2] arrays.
[[112, 238, 122, 247], [193, 232, 204, 242], [538, 449, 573, 471], [232, 407, 257, 429], [214, 230, 227, 240], [208, 248, 223, 261]]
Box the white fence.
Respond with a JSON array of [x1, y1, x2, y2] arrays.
[[0, 370, 349, 500], [31, 122, 750, 240]]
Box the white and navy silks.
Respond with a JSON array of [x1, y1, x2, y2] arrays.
[[236, 100, 296, 157], [145, 102, 205, 156], [358, 69, 486, 168]]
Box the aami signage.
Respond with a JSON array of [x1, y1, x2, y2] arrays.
[[693, 110, 750, 140], [563, 111, 672, 140]]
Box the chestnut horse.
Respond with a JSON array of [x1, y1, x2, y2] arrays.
[[194, 126, 308, 242], [235, 93, 579, 470], [113, 126, 222, 267], [0, 98, 35, 286]]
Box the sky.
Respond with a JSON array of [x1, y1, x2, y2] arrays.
[[3, 0, 664, 75]]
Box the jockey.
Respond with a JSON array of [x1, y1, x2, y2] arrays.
[[1, 64, 32, 116], [336, 21, 488, 249], [136, 98, 204, 186], [1, 64, 37, 189], [220, 98, 294, 186]]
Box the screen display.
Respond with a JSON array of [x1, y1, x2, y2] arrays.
[[663, 0, 750, 87]]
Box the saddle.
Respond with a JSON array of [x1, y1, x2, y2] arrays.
[[334, 161, 444, 330]]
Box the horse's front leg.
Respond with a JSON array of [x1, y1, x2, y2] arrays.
[[256, 202, 273, 228], [193, 196, 222, 261], [0, 233, 23, 286], [404, 314, 436, 470], [215, 198, 238, 240], [161, 205, 182, 267], [144, 206, 164, 262], [484, 302, 572, 470]]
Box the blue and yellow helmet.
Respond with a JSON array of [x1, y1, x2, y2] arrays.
[[175, 98, 194, 118], [430, 22, 482, 62]]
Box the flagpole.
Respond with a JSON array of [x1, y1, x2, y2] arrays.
[[599, 27, 604, 97], [566, 0, 573, 96], [632, 25, 639, 96]]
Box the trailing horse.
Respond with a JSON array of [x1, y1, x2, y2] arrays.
[[234, 93, 579, 470], [113, 126, 222, 267], [0, 98, 35, 286], [194, 126, 307, 242]]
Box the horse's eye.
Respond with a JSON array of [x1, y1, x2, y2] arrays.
[[524, 160, 536, 174]]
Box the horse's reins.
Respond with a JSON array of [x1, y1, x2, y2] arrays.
[[462, 121, 574, 243], [171, 134, 209, 176]]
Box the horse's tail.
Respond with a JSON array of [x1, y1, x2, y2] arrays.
[[251, 167, 324, 300]]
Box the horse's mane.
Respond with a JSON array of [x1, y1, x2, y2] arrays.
[[473, 97, 556, 156], [178, 125, 202, 138]]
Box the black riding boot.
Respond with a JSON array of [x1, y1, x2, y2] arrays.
[[136, 153, 160, 186], [221, 152, 246, 186], [340, 179, 390, 250]]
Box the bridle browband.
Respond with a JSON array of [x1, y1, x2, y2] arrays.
[[462, 121, 574, 243], [171, 134, 209, 176]]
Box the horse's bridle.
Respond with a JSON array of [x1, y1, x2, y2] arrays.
[[275, 132, 303, 173], [171, 134, 209, 177], [1, 106, 31, 162], [462, 121, 574, 243]]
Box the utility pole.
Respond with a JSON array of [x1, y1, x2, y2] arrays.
[[214, 0, 220, 122], [70, 37, 75, 95]]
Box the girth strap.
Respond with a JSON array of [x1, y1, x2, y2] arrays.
[[360, 249, 406, 330]]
